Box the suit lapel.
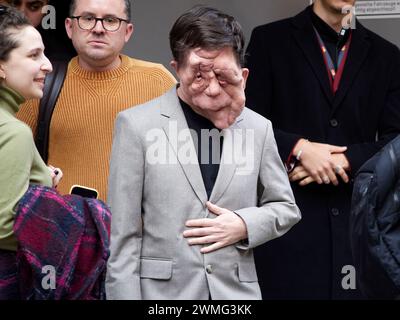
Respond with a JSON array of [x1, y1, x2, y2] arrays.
[[160, 87, 208, 205], [331, 22, 370, 114], [160, 87, 247, 206], [291, 9, 333, 105], [209, 114, 244, 204]]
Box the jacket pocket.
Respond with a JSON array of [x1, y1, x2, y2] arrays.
[[237, 261, 258, 282], [140, 257, 173, 280]]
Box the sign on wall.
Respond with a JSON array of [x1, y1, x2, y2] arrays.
[[357, 1, 400, 19], [309, 0, 400, 19]]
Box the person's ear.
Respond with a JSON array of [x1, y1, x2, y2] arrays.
[[124, 22, 134, 43], [65, 17, 73, 40], [241, 68, 249, 89], [0, 64, 6, 81], [170, 60, 179, 74]]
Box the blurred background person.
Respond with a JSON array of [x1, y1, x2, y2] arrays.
[[245, 0, 400, 299], [2, 0, 76, 61]]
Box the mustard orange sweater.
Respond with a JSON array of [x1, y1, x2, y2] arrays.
[[17, 55, 176, 200]]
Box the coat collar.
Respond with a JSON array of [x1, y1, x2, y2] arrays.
[[291, 6, 371, 113]]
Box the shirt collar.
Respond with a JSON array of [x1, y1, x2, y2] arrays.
[[179, 97, 218, 130], [309, 5, 350, 46]]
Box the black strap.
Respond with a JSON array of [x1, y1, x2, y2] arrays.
[[35, 60, 68, 163]]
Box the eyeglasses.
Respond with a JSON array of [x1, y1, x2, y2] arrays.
[[70, 15, 129, 32]]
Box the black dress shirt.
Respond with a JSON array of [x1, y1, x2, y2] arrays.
[[310, 6, 350, 70], [180, 98, 223, 199]]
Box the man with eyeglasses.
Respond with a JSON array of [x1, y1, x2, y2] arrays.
[[17, 0, 176, 201]]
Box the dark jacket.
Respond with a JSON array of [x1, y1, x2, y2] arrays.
[[350, 134, 400, 299], [245, 6, 400, 299]]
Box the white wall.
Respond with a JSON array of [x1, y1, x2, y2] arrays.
[[124, 0, 309, 69], [123, 0, 400, 71]]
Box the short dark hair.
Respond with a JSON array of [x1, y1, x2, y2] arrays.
[[0, 4, 30, 62], [169, 6, 245, 66], [69, 0, 131, 21]]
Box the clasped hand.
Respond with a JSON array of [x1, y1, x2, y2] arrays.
[[289, 139, 350, 186]]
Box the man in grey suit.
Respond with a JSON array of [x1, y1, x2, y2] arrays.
[[106, 6, 301, 300]]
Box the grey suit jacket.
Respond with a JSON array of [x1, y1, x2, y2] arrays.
[[106, 87, 301, 300]]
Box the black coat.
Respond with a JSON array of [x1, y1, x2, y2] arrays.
[[350, 134, 400, 299], [245, 6, 400, 299]]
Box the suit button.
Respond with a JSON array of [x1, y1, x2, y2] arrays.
[[206, 264, 213, 274], [331, 208, 340, 216], [330, 119, 339, 127]]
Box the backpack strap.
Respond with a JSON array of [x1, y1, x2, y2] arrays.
[[35, 60, 68, 163]]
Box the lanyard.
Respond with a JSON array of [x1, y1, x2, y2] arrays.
[[314, 28, 352, 94]]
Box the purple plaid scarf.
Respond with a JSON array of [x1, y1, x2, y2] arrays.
[[0, 249, 19, 300], [10, 184, 111, 300]]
